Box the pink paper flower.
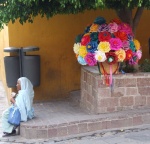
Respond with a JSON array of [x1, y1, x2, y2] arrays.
[[84, 53, 97, 66], [118, 23, 133, 35], [108, 22, 118, 33], [109, 38, 123, 50], [136, 50, 142, 59]]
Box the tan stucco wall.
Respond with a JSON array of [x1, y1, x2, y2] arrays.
[[0, 26, 12, 103], [136, 9, 150, 60], [0, 9, 150, 102]]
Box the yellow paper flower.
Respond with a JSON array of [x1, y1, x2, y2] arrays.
[[83, 33, 90, 36], [98, 42, 110, 53], [115, 49, 126, 62], [90, 24, 99, 32], [79, 46, 87, 57], [133, 39, 140, 50], [73, 43, 81, 54]]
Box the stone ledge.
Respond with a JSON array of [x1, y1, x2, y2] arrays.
[[20, 105, 150, 139], [81, 66, 150, 114]]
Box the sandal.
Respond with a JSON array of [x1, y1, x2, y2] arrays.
[[2, 130, 16, 137]]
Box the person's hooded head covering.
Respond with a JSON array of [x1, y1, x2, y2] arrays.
[[16, 77, 34, 121]]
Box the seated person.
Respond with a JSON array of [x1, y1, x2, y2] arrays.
[[1, 77, 34, 137]]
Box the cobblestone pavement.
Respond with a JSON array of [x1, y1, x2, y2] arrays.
[[1, 81, 150, 144]]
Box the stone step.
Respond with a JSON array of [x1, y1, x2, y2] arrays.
[[69, 90, 81, 106], [20, 97, 150, 139]]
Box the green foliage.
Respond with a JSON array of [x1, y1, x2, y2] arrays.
[[120, 62, 137, 73], [0, 0, 149, 30], [139, 59, 150, 72]]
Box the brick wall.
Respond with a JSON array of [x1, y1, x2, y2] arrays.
[[80, 66, 150, 114]]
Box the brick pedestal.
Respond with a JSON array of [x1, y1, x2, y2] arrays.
[[80, 66, 150, 114]]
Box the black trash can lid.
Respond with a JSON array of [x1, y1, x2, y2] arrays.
[[4, 47, 19, 52], [22, 46, 39, 52]]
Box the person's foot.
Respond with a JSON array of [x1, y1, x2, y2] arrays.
[[2, 130, 16, 137]]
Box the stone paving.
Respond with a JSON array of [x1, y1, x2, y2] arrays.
[[1, 81, 150, 143]]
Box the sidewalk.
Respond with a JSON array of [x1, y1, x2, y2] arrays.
[[1, 81, 150, 144]]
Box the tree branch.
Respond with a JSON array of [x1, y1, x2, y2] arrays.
[[132, 7, 144, 36], [116, 8, 133, 27]]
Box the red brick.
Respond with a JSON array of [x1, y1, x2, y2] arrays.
[[126, 88, 138, 96], [98, 88, 111, 98], [68, 124, 78, 135], [92, 89, 98, 98], [87, 73, 91, 85], [48, 128, 57, 138], [92, 76, 98, 89], [142, 114, 150, 124], [137, 78, 150, 87], [88, 94, 95, 106], [98, 98, 118, 107], [134, 96, 146, 106], [78, 123, 88, 133], [138, 87, 150, 95], [107, 107, 116, 112], [115, 78, 136, 87], [97, 107, 107, 113], [87, 85, 92, 95], [101, 121, 111, 129], [83, 71, 87, 82], [25, 128, 37, 139], [111, 118, 133, 129], [133, 116, 143, 126], [88, 122, 102, 132], [37, 129, 48, 139], [111, 88, 125, 97], [146, 97, 150, 106], [120, 96, 134, 106], [57, 126, 68, 137], [98, 79, 108, 88]]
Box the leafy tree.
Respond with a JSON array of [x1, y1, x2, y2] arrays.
[[0, 0, 149, 35]]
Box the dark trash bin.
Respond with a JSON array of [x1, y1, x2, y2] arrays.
[[21, 46, 40, 87], [4, 47, 20, 87], [4, 46, 40, 88]]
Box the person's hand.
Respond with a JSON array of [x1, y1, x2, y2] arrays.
[[11, 92, 16, 98], [10, 97, 15, 104]]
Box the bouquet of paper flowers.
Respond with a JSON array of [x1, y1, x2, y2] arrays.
[[73, 16, 142, 73]]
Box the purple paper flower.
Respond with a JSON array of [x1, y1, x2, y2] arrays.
[[109, 38, 123, 50], [98, 23, 109, 32], [127, 34, 133, 41], [84, 53, 97, 66], [122, 41, 130, 50], [129, 52, 138, 65]]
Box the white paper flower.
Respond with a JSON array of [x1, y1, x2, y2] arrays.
[[73, 43, 81, 54], [95, 50, 107, 62]]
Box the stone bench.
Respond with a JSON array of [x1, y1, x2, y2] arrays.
[[80, 66, 150, 114]]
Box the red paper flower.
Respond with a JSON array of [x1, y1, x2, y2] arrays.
[[81, 35, 91, 46], [114, 31, 127, 41], [106, 52, 118, 65], [98, 31, 111, 42], [125, 49, 133, 60], [110, 18, 122, 24]]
